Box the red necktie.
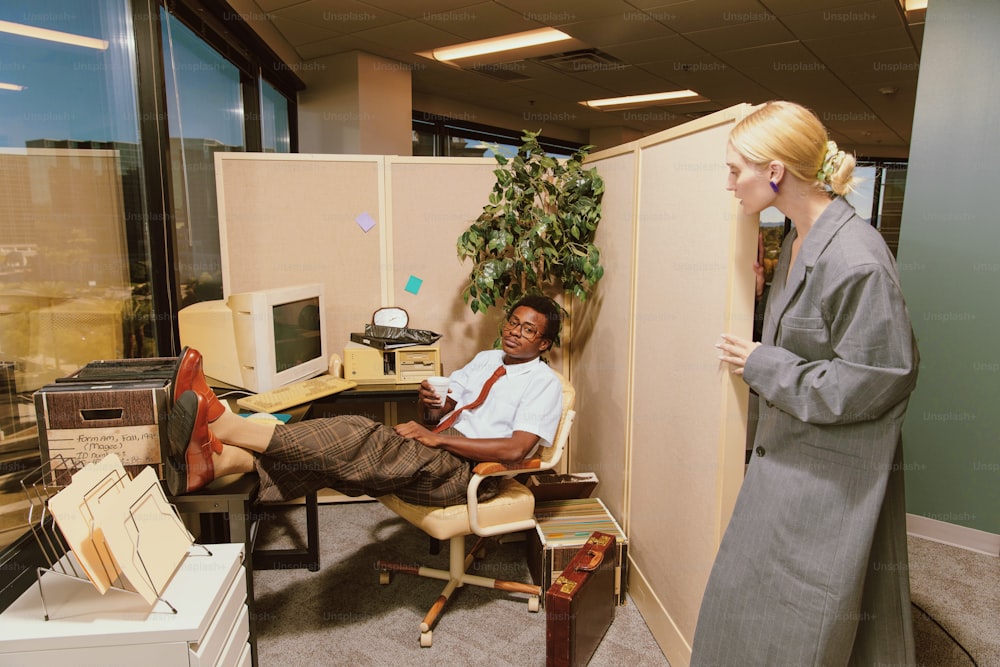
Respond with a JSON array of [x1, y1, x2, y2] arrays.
[[433, 365, 506, 433]]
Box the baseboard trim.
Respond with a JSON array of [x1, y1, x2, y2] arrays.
[[906, 513, 1000, 556], [626, 555, 691, 667]]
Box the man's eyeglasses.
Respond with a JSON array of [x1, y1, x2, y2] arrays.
[[503, 316, 543, 341]]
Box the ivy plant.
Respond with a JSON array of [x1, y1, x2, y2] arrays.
[[457, 130, 605, 341]]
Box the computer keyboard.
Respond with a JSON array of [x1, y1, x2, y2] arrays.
[[236, 374, 358, 413]]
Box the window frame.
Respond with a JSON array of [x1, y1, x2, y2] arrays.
[[0, 0, 304, 607], [412, 113, 584, 158], [147, 0, 303, 351]]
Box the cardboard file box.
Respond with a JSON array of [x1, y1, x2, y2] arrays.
[[528, 497, 628, 607], [34, 379, 170, 483], [546, 532, 617, 667]]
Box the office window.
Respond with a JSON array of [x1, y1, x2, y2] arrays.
[[858, 160, 908, 256], [0, 0, 302, 581], [412, 113, 581, 158], [0, 0, 155, 550], [161, 7, 244, 305], [261, 79, 291, 153]]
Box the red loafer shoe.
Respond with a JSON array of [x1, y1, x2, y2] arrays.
[[173, 346, 226, 431], [165, 390, 222, 495]]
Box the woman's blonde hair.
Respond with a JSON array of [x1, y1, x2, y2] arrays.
[[729, 101, 856, 196]]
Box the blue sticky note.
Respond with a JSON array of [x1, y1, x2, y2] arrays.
[[404, 275, 423, 295], [355, 212, 376, 233]]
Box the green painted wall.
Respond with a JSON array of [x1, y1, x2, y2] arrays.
[[897, 0, 1000, 534]]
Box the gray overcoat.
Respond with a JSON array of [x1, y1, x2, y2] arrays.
[[691, 197, 919, 666]]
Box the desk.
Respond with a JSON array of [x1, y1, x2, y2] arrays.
[[303, 382, 420, 424]]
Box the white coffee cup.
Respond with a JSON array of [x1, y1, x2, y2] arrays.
[[426, 376, 450, 407]]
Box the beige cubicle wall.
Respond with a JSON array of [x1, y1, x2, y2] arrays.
[[215, 153, 387, 362], [577, 105, 757, 667], [569, 147, 638, 502], [387, 157, 514, 376], [215, 153, 545, 374]]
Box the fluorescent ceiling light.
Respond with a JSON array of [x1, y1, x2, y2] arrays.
[[425, 28, 571, 62], [0, 19, 109, 51], [0, 82, 25, 91], [581, 90, 702, 109]]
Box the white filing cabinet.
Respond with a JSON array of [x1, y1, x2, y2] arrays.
[[0, 543, 250, 667]]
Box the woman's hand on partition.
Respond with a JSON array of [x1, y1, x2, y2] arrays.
[[716, 333, 761, 376]]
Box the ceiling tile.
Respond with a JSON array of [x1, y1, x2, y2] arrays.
[[506, 71, 615, 99], [638, 0, 776, 34], [640, 60, 773, 104], [488, 0, 642, 24], [296, 34, 374, 60], [759, 0, 888, 14], [253, 0, 311, 10], [683, 15, 796, 52], [559, 11, 678, 47], [777, 0, 907, 41], [823, 47, 920, 86], [570, 66, 680, 97], [269, 16, 341, 46], [349, 19, 469, 51], [803, 26, 914, 60], [414, 3, 537, 40], [600, 34, 712, 66], [271, 0, 407, 35], [360, 0, 488, 19]]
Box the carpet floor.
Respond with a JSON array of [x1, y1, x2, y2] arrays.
[[250, 501, 997, 666]]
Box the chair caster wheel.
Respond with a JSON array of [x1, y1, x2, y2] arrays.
[[420, 630, 433, 647], [379, 571, 391, 585], [528, 595, 540, 612]]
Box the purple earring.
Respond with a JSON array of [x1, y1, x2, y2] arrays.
[[769, 181, 779, 193]]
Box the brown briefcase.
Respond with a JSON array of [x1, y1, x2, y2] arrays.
[[545, 531, 616, 667]]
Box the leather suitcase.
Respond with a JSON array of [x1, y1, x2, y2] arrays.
[[545, 532, 616, 666]]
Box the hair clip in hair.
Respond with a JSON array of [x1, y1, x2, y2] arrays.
[[769, 181, 779, 193], [817, 140, 841, 185]]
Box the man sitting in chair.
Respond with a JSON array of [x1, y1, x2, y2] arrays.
[[165, 295, 564, 509]]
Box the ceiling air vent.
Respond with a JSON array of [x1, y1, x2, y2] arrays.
[[533, 49, 625, 73]]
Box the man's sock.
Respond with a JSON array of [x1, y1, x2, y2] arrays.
[[210, 411, 278, 452]]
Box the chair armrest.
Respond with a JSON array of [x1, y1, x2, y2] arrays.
[[472, 458, 542, 476], [465, 460, 539, 537]]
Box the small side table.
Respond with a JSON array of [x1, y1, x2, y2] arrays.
[[167, 474, 261, 667]]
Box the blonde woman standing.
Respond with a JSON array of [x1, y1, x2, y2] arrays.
[[694, 101, 919, 665]]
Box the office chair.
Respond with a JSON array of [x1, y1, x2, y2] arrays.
[[375, 371, 576, 647]]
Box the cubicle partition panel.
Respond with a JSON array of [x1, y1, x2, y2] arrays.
[[569, 147, 638, 511], [215, 153, 557, 378], [215, 153, 386, 364], [386, 157, 507, 375], [578, 105, 757, 666]]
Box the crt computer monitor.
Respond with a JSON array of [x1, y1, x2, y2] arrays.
[[178, 283, 328, 393]]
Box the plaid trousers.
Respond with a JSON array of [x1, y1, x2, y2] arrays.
[[253, 415, 498, 506]]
